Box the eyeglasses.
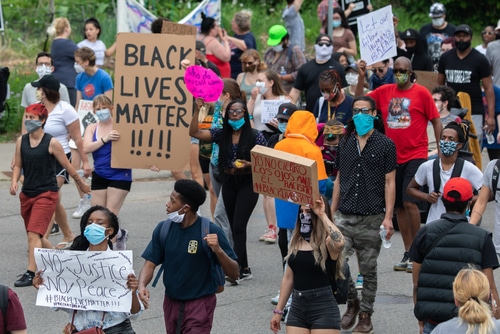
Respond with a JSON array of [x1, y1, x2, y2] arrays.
[[317, 42, 332, 47], [352, 108, 372, 115], [37, 62, 51, 67], [242, 61, 255, 65], [393, 69, 410, 74], [482, 31, 494, 35], [228, 109, 244, 115], [374, 67, 385, 73]]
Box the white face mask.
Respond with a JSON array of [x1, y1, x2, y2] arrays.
[[255, 81, 268, 95], [36, 65, 53, 79], [35, 90, 43, 101], [74, 63, 85, 73], [432, 17, 444, 26], [272, 44, 283, 53], [315, 44, 333, 62], [345, 72, 359, 86], [167, 205, 186, 223]]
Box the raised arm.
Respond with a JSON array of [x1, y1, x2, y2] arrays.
[[189, 98, 213, 142]]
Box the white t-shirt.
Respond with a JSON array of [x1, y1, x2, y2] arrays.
[[432, 316, 500, 333], [252, 95, 288, 133], [414, 158, 483, 223], [482, 159, 500, 253], [44, 101, 79, 153], [77, 39, 107, 66], [21, 83, 70, 108]]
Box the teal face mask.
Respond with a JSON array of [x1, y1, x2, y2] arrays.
[[228, 118, 245, 130], [278, 122, 287, 133], [353, 113, 375, 136], [83, 223, 107, 245], [439, 140, 458, 156]]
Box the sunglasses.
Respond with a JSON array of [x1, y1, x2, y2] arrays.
[[352, 108, 372, 115], [242, 61, 255, 65], [374, 67, 385, 73], [228, 109, 244, 115], [393, 69, 410, 74], [317, 42, 332, 47], [482, 31, 494, 35]]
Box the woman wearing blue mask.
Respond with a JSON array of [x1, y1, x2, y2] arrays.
[[33, 205, 143, 333], [190, 99, 267, 283], [83, 95, 131, 250], [326, 8, 357, 63]]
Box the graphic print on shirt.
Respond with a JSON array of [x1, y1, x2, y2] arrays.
[[387, 97, 411, 129], [444, 69, 472, 84], [83, 83, 96, 99], [427, 33, 447, 64], [188, 240, 198, 254]]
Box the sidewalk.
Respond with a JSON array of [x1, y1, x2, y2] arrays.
[[0, 141, 176, 182]]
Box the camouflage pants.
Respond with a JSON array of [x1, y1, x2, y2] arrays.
[[334, 211, 384, 315]]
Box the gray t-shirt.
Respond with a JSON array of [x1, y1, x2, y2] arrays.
[[432, 316, 500, 333], [487, 40, 500, 87], [282, 4, 305, 51], [482, 159, 500, 254]]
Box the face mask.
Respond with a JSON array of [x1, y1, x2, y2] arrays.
[[167, 207, 186, 223], [432, 18, 445, 27], [332, 20, 342, 28], [243, 64, 256, 73], [35, 90, 43, 102], [255, 81, 268, 95], [25, 120, 43, 133], [96, 108, 111, 121], [36, 65, 52, 79], [228, 118, 246, 130], [300, 212, 312, 241], [456, 40, 471, 52], [315, 44, 333, 62], [345, 72, 359, 86], [324, 86, 339, 102], [74, 63, 85, 73], [394, 73, 409, 86], [406, 46, 416, 54], [353, 113, 375, 136], [435, 102, 443, 113], [272, 45, 283, 53], [84, 223, 108, 245], [278, 122, 287, 133], [439, 139, 458, 156]]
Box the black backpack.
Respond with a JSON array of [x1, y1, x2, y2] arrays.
[[432, 158, 465, 193], [0, 67, 10, 113]]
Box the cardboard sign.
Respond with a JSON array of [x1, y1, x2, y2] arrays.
[[161, 21, 197, 35], [184, 66, 224, 102], [77, 99, 98, 136], [112, 31, 196, 169], [260, 98, 290, 124], [358, 5, 397, 65], [413, 70, 439, 93], [250, 145, 319, 206], [34, 249, 133, 312]]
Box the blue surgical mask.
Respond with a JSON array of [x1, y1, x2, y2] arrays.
[[167, 206, 186, 223], [228, 118, 245, 130], [255, 81, 268, 95], [96, 108, 111, 121], [353, 113, 375, 136], [300, 212, 312, 241], [84, 223, 108, 245], [332, 19, 342, 28], [439, 140, 458, 156], [25, 120, 43, 133], [278, 122, 287, 133]]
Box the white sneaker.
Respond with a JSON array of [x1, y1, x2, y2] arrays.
[[72, 199, 86, 219], [271, 292, 280, 305]]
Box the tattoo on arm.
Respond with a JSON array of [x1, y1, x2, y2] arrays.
[[329, 227, 343, 243]]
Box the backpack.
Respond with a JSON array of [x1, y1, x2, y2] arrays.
[[491, 159, 500, 200], [151, 217, 226, 293], [0, 67, 9, 113], [432, 158, 465, 193], [0, 284, 8, 332]]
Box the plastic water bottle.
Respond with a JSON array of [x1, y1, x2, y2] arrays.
[[380, 225, 392, 248], [486, 132, 495, 145], [77, 169, 84, 178], [82, 193, 92, 208], [280, 66, 286, 76]]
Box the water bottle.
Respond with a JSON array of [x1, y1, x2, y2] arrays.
[[82, 193, 92, 208], [280, 66, 286, 76], [380, 225, 391, 248], [486, 132, 495, 145], [77, 169, 84, 178]]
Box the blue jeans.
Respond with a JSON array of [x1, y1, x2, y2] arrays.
[[423, 321, 437, 334]]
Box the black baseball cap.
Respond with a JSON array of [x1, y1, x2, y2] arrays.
[[401, 29, 420, 40], [276, 102, 298, 120], [196, 40, 206, 53], [31, 75, 60, 91], [455, 24, 473, 36]]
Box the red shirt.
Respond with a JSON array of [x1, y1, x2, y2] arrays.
[[369, 83, 440, 164], [0, 288, 27, 334]]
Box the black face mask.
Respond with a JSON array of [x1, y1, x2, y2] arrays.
[[456, 40, 471, 52], [406, 46, 416, 54]]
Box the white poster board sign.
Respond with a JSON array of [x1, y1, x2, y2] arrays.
[[34, 249, 133, 312], [260, 98, 290, 124], [357, 5, 396, 65], [77, 100, 98, 136]]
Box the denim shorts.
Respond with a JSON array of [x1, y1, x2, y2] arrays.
[[286, 286, 341, 330]]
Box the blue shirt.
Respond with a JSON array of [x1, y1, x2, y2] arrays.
[[75, 68, 113, 100]]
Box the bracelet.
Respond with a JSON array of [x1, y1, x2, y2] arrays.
[[273, 309, 284, 315], [101, 137, 106, 144], [249, 115, 254, 120]]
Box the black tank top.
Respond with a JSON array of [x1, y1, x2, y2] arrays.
[[288, 250, 336, 291], [21, 133, 59, 197]]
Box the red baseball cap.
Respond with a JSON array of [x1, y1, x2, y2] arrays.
[[443, 177, 473, 202]]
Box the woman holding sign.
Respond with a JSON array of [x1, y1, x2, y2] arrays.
[[190, 99, 267, 283], [33, 205, 142, 334]]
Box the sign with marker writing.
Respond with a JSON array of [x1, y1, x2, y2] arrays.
[[260, 98, 290, 124], [357, 5, 396, 65], [77, 99, 98, 136], [112, 30, 196, 169], [34, 248, 134, 312], [184, 66, 223, 102], [250, 145, 319, 206]]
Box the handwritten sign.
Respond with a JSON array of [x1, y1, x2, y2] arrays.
[[77, 100, 98, 136], [184, 66, 223, 102], [251, 145, 319, 206], [112, 30, 196, 170], [34, 248, 133, 312], [161, 21, 197, 35], [358, 5, 397, 65], [260, 98, 290, 124], [414, 70, 439, 93]]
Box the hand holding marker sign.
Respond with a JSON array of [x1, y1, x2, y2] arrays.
[[184, 66, 223, 103]]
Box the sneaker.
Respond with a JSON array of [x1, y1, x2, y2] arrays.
[[225, 275, 239, 286], [394, 251, 410, 271], [14, 272, 34, 287], [50, 224, 60, 236], [341, 298, 360, 330], [236, 267, 253, 283], [115, 229, 128, 250], [271, 292, 280, 305], [264, 228, 277, 243], [355, 273, 363, 290], [72, 199, 87, 219], [406, 261, 413, 273], [352, 312, 374, 334]]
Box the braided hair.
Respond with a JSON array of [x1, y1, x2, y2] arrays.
[[443, 121, 469, 144], [70, 205, 120, 251]]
